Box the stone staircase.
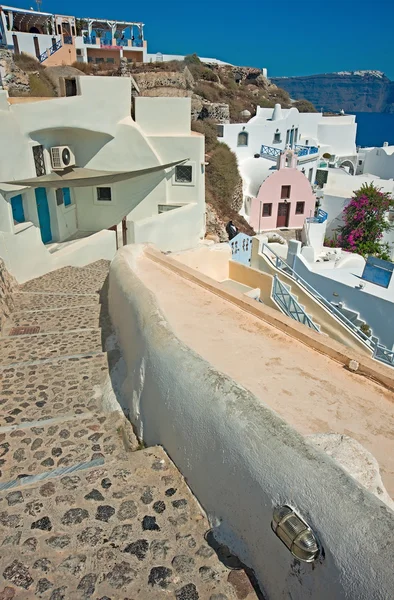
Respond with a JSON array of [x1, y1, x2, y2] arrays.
[[0, 261, 260, 599]]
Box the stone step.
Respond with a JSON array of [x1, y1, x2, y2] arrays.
[[0, 446, 258, 600], [0, 411, 130, 485], [3, 305, 103, 336], [0, 329, 103, 368], [0, 353, 109, 426], [12, 292, 100, 312], [79, 259, 111, 274], [20, 265, 109, 295]]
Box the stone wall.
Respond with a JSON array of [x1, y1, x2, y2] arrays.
[[109, 245, 394, 600], [0, 258, 16, 333], [0, 50, 29, 95], [191, 96, 230, 123]]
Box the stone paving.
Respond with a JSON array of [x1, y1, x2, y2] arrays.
[[0, 261, 261, 600], [12, 293, 100, 312], [4, 305, 102, 335]]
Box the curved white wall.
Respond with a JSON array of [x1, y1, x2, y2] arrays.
[[109, 245, 394, 600]]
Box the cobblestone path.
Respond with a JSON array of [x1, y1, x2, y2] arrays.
[[0, 261, 260, 600]]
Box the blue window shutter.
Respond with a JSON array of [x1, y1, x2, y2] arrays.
[[11, 195, 25, 224], [63, 187, 72, 206]]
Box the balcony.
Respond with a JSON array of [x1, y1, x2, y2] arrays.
[[305, 208, 328, 224], [295, 144, 319, 157], [260, 144, 281, 159], [83, 35, 96, 45]]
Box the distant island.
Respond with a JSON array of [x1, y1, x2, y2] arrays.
[[271, 71, 394, 113]]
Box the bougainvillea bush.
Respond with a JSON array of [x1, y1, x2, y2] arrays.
[[326, 183, 394, 260]]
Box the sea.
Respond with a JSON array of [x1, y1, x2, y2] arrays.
[[354, 113, 394, 148]]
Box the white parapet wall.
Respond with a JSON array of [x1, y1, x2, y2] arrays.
[[108, 245, 394, 600]]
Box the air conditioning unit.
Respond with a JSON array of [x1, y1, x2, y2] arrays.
[[50, 146, 75, 170]]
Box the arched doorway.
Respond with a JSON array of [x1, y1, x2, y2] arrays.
[[339, 160, 355, 175]]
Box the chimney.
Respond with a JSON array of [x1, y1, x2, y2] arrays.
[[272, 103, 283, 121], [383, 141, 389, 147]]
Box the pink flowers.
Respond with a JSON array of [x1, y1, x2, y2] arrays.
[[326, 182, 394, 260]]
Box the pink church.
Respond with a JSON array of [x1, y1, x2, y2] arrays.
[[249, 150, 317, 232]]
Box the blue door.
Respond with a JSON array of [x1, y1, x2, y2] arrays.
[[11, 194, 25, 224], [35, 187, 52, 243]]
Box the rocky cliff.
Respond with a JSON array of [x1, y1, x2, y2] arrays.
[[271, 71, 394, 113]]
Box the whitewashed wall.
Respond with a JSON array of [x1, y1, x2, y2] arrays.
[[362, 146, 394, 179], [0, 80, 205, 273], [109, 245, 394, 600]]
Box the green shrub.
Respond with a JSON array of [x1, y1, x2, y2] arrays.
[[293, 99, 318, 113], [191, 119, 218, 153], [199, 67, 218, 82], [205, 144, 255, 236], [28, 73, 55, 97], [71, 61, 94, 74], [184, 53, 201, 66], [194, 83, 222, 103], [207, 143, 240, 201], [14, 52, 45, 72], [270, 87, 291, 106]]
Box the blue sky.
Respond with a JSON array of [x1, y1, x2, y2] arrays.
[[8, 0, 394, 78]]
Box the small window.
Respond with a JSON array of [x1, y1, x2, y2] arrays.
[[286, 130, 290, 145], [296, 202, 305, 214], [63, 188, 72, 206], [262, 203, 272, 217], [358, 160, 362, 165], [57, 24, 62, 35], [56, 188, 64, 206], [175, 165, 193, 183], [71, 26, 76, 36], [87, 57, 94, 63], [32, 145, 46, 177], [95, 57, 104, 64], [96, 187, 112, 202], [274, 132, 281, 143], [11, 194, 25, 224], [217, 125, 224, 138], [106, 57, 115, 64], [281, 185, 291, 199], [305, 139, 309, 145], [237, 131, 248, 147]]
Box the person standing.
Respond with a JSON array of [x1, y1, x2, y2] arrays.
[[226, 220, 238, 241]]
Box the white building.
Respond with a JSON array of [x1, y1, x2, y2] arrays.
[[220, 104, 357, 223], [356, 143, 394, 179], [287, 234, 394, 352], [145, 52, 233, 67], [0, 76, 205, 282]]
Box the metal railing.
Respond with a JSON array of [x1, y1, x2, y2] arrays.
[[260, 242, 376, 351], [373, 344, 394, 367], [306, 209, 328, 224], [83, 36, 96, 44], [39, 39, 62, 62], [261, 145, 281, 159], [295, 144, 319, 157], [273, 275, 320, 332], [49, 40, 62, 55]]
